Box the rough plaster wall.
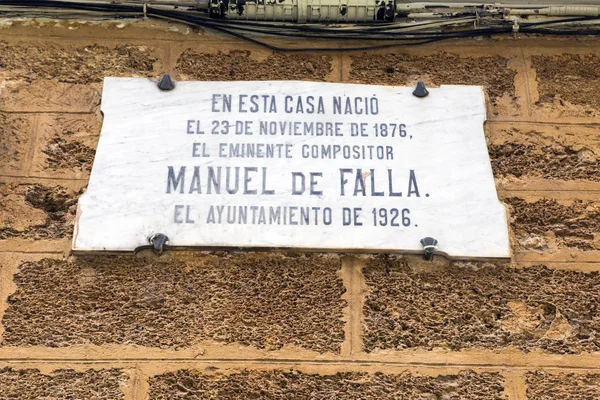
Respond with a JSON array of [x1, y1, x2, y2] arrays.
[[363, 257, 600, 353], [525, 371, 600, 399], [0, 19, 599, 399], [148, 369, 506, 399], [3, 255, 346, 352], [0, 368, 127, 400]]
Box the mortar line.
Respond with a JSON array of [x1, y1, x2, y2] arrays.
[[0, 112, 97, 119], [1, 30, 595, 48], [163, 45, 172, 76], [323, 52, 342, 83], [2, 245, 599, 262], [351, 257, 366, 356], [121, 366, 139, 400], [0, 110, 96, 115], [165, 42, 174, 76], [487, 119, 600, 126], [516, 373, 528, 400], [161, 40, 180, 76], [519, 46, 533, 119], [135, 366, 151, 400], [515, 260, 600, 264], [509, 262, 600, 273], [340, 256, 366, 356], [132, 366, 150, 400], [0, 32, 221, 43], [515, 257, 599, 266], [3, 245, 599, 261], [132, 367, 142, 400], [0, 32, 304, 47], [498, 189, 600, 193], [0, 174, 89, 181], [503, 371, 528, 400], [22, 114, 41, 176], [2, 358, 600, 371], [340, 257, 353, 356], [0, 251, 66, 256]]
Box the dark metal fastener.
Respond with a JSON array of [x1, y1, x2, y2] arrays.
[[413, 81, 429, 98], [133, 233, 170, 255], [420, 237, 438, 260], [157, 74, 175, 91], [150, 233, 170, 255]]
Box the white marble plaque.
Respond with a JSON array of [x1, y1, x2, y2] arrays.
[[73, 78, 510, 259]]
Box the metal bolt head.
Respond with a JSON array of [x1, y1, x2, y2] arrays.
[[158, 74, 175, 91], [413, 81, 429, 98], [420, 236, 438, 260], [150, 233, 169, 254]]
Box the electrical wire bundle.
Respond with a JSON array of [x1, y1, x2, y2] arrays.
[[0, 0, 599, 51]]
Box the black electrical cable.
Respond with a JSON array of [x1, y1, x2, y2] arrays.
[[0, 0, 490, 43], [205, 23, 460, 52], [0, 0, 142, 13], [3, 0, 469, 33], [153, 7, 512, 37], [150, 8, 509, 41], [1, 0, 598, 51], [3, 0, 597, 36], [149, 10, 514, 52], [157, 7, 473, 36], [200, 14, 600, 35], [0, 0, 516, 36], [521, 28, 600, 35], [147, 7, 600, 51], [90, 4, 600, 36], [165, 9, 482, 34]]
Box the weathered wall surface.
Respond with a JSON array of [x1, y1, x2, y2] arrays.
[[1, 18, 599, 399]]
